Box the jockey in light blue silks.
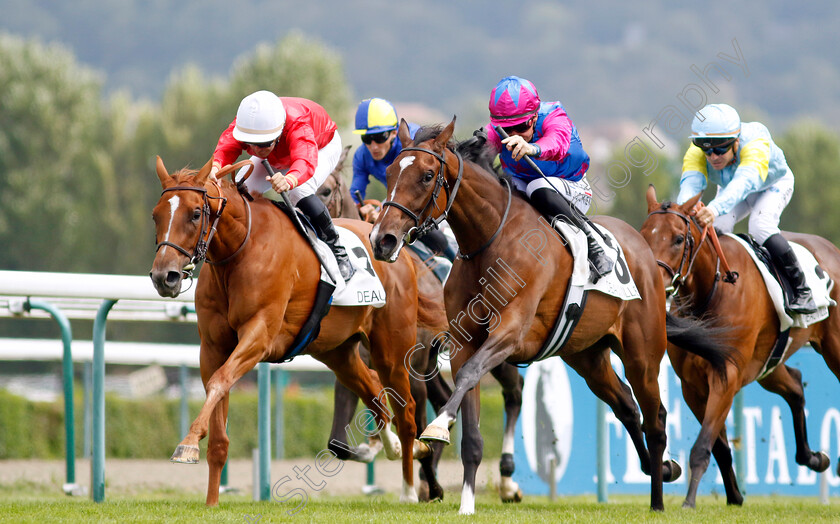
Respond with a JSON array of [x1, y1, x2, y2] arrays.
[[678, 103, 817, 314]]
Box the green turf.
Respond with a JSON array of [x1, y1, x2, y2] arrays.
[[1, 489, 837, 523]]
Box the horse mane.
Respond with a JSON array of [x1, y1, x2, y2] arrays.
[[413, 124, 508, 186]]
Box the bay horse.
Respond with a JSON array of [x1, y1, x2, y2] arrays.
[[641, 185, 840, 508], [369, 119, 732, 514], [149, 156, 443, 505], [318, 161, 527, 502]]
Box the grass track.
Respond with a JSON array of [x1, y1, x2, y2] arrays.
[[1, 486, 838, 524]]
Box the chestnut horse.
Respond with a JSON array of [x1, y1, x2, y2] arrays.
[[319, 162, 527, 502], [370, 119, 732, 514], [641, 186, 840, 508], [149, 156, 442, 505]]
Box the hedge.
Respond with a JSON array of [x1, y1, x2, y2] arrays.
[[0, 386, 505, 460]]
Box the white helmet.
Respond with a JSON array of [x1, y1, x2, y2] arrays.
[[232, 90, 286, 143], [690, 103, 741, 139]]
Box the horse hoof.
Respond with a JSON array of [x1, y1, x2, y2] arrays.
[[682, 500, 696, 509], [170, 444, 200, 464], [501, 488, 523, 503], [413, 440, 432, 459], [664, 459, 682, 483], [813, 451, 830, 472], [419, 425, 450, 445]]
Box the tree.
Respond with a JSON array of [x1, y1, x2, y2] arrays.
[[591, 144, 679, 230], [0, 34, 117, 272], [777, 120, 840, 245]]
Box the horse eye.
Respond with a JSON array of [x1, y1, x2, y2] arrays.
[[423, 170, 435, 182], [674, 235, 684, 246], [192, 209, 202, 221]]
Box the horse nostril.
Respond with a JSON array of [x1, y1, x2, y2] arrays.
[[379, 234, 397, 253], [165, 271, 182, 287]]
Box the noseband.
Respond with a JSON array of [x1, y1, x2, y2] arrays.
[[381, 147, 463, 244], [155, 184, 251, 281], [381, 146, 511, 260], [647, 207, 737, 309]]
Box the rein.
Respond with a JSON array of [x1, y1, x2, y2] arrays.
[[382, 145, 510, 260], [647, 207, 738, 308], [155, 182, 252, 285]]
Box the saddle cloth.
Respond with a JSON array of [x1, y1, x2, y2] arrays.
[[312, 227, 387, 307], [555, 221, 641, 301], [531, 220, 640, 362], [726, 233, 834, 331]]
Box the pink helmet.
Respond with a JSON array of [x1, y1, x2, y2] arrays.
[[489, 76, 541, 127]]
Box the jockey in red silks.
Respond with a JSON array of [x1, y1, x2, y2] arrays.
[[209, 90, 354, 281], [484, 76, 612, 279]]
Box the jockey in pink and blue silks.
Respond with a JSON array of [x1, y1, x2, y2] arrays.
[[484, 76, 612, 280]]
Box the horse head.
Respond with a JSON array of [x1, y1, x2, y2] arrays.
[[371, 118, 457, 262], [640, 185, 705, 294], [317, 145, 353, 218], [149, 156, 220, 297]]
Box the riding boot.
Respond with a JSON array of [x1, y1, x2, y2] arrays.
[[763, 233, 817, 314], [297, 195, 356, 282], [529, 188, 614, 281]]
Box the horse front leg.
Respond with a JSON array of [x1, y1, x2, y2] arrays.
[[490, 362, 524, 503], [683, 383, 737, 509], [711, 428, 743, 506], [458, 385, 482, 515], [171, 334, 268, 466], [205, 393, 230, 506]]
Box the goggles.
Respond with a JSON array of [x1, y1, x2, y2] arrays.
[[692, 137, 737, 156], [361, 131, 391, 145], [502, 117, 535, 135], [246, 139, 276, 149]]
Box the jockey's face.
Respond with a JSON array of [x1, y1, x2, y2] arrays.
[[365, 130, 395, 161], [503, 116, 537, 142], [706, 139, 739, 170], [245, 139, 277, 159]]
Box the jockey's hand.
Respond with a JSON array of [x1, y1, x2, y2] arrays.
[[268, 173, 292, 193], [696, 206, 716, 227], [359, 203, 378, 223], [501, 134, 538, 161], [209, 165, 221, 188]]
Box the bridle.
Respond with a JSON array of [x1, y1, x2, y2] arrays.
[[154, 163, 254, 292], [647, 207, 737, 309], [381, 145, 511, 260]]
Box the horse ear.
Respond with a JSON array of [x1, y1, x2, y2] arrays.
[[397, 119, 412, 147], [680, 192, 703, 214], [337, 145, 351, 170], [194, 157, 213, 186], [155, 156, 175, 189], [435, 116, 456, 150], [646, 184, 659, 213]]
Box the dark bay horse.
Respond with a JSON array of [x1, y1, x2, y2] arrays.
[[149, 156, 443, 505], [369, 119, 732, 514], [318, 161, 527, 503], [641, 185, 840, 508]]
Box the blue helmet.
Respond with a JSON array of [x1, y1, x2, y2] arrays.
[[354, 98, 399, 135]]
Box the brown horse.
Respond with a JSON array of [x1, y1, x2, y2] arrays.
[[369, 119, 732, 514], [318, 161, 527, 502], [641, 185, 840, 508], [149, 156, 442, 505]]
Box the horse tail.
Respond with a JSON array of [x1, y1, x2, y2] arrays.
[[665, 312, 735, 384]]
